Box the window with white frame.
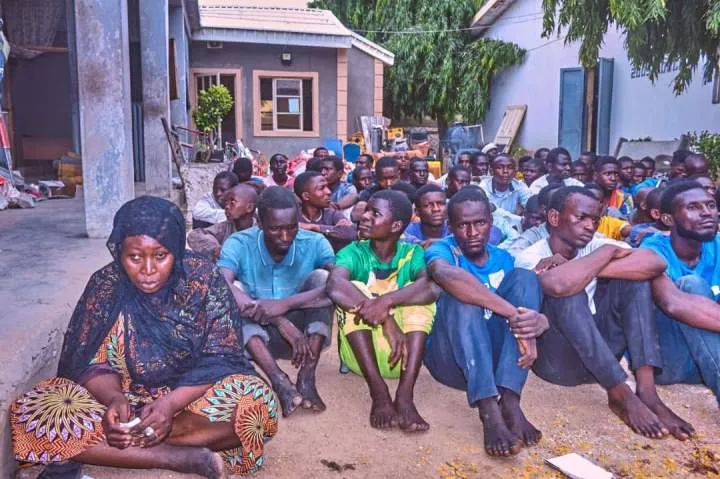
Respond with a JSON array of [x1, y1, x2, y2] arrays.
[[255, 72, 318, 135]]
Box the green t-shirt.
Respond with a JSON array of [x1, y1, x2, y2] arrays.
[[335, 240, 425, 288]]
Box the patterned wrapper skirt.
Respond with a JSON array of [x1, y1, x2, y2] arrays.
[[11, 374, 279, 475]]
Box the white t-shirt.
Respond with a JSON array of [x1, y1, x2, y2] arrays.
[[528, 174, 585, 195], [515, 235, 630, 314]]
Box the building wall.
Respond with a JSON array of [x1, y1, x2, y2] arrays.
[[190, 42, 338, 156], [482, 0, 720, 154], [347, 46, 376, 136]]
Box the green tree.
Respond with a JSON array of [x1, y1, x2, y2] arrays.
[[191, 84, 234, 148], [310, 0, 525, 130], [541, 0, 720, 94]]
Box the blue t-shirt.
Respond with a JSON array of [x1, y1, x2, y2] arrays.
[[404, 221, 450, 242], [218, 226, 335, 299], [641, 233, 720, 301], [425, 236, 515, 294]]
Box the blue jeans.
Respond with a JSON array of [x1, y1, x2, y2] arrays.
[[423, 268, 543, 406], [655, 275, 720, 405]]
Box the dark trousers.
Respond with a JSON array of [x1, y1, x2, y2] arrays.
[[423, 268, 543, 406], [243, 270, 334, 359], [654, 275, 720, 405], [533, 279, 662, 389]]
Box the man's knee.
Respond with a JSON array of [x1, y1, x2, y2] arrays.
[[300, 269, 329, 291], [676, 275, 714, 299], [439, 293, 486, 319]]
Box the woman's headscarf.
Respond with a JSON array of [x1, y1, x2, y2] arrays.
[[57, 196, 254, 387]]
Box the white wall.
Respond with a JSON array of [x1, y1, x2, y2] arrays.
[[483, 0, 720, 154]]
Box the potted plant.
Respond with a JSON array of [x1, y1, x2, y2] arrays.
[[191, 84, 234, 162]]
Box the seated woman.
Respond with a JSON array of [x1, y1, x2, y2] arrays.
[[10, 197, 278, 479]]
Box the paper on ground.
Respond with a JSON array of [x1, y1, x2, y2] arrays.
[[546, 453, 613, 479]]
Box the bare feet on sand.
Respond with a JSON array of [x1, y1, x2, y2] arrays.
[[500, 391, 542, 446], [478, 398, 522, 457], [270, 372, 303, 417], [187, 448, 228, 479], [395, 394, 430, 433], [297, 367, 327, 412], [608, 386, 668, 439], [370, 399, 398, 429], [637, 388, 695, 440]]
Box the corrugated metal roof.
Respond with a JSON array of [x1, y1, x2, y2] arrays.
[[471, 0, 517, 29]]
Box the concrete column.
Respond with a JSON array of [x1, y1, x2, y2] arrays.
[[170, 5, 189, 129], [72, 0, 135, 238], [140, 0, 171, 197]]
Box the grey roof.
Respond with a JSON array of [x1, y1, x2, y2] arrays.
[[471, 0, 517, 30]]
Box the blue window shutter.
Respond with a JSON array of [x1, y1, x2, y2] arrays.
[[558, 68, 586, 158], [595, 58, 614, 155]]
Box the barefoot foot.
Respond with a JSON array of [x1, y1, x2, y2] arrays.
[[395, 396, 430, 433], [297, 367, 326, 412], [478, 398, 522, 457], [500, 391, 542, 446], [637, 389, 695, 441], [187, 448, 228, 479], [370, 400, 398, 429], [608, 386, 668, 439], [270, 373, 303, 417]]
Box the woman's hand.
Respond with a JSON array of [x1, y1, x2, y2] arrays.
[[132, 398, 174, 448], [102, 396, 133, 449]]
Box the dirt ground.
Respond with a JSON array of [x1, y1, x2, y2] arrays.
[[7, 197, 720, 479]]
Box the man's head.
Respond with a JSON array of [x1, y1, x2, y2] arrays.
[[447, 187, 493, 260], [313, 146, 329, 158], [660, 180, 718, 242], [688, 174, 717, 197], [481, 143, 499, 161], [224, 183, 258, 221], [320, 156, 344, 187], [446, 166, 471, 199], [633, 186, 654, 223], [646, 187, 666, 225], [518, 155, 532, 171], [547, 147, 572, 181], [375, 157, 400, 190], [521, 158, 544, 186], [456, 151, 473, 170], [294, 171, 331, 209], [352, 166, 372, 192], [269, 153, 289, 177], [630, 162, 646, 185], [395, 155, 410, 173], [414, 184, 447, 228], [583, 182, 608, 212], [670, 150, 690, 179], [617, 156, 634, 186], [572, 160, 590, 183], [472, 152, 489, 177], [537, 183, 565, 219], [358, 190, 413, 241], [522, 195, 545, 231], [491, 154, 517, 187], [641, 157, 656, 177], [389, 181, 417, 204], [409, 157, 430, 187], [578, 151, 597, 170], [534, 147, 550, 162], [684, 154, 709, 177], [547, 186, 602, 249], [593, 156, 620, 193], [232, 157, 254, 183], [213, 171, 240, 207], [257, 186, 300, 256], [355, 154, 374, 170]]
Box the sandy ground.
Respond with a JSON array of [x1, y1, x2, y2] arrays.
[[6, 197, 720, 479]]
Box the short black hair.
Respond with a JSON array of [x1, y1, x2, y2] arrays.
[[323, 155, 344, 172], [492, 153, 515, 165], [448, 165, 471, 180], [525, 194, 541, 213], [518, 155, 532, 167], [410, 156, 428, 168], [633, 162, 647, 171], [371, 190, 413, 228], [547, 147, 571, 164], [660, 180, 705, 214], [572, 160, 587, 169], [305, 157, 324, 172], [351, 166, 370, 183], [313, 146, 329, 157], [595, 155, 619, 171], [534, 147, 550, 159], [257, 186, 299, 223], [447, 186, 491, 223], [538, 183, 564, 208], [617, 156, 634, 165], [687, 173, 713, 182], [641, 156, 656, 167], [548, 186, 598, 213], [293, 171, 323, 197], [215, 171, 239, 186], [523, 158, 544, 170], [390, 181, 418, 203], [646, 187, 666, 211], [414, 183, 445, 207], [232, 157, 253, 180], [583, 182, 605, 199], [580, 151, 597, 161], [357, 153, 374, 166], [375, 157, 398, 176], [672, 149, 692, 165], [472, 152, 487, 165], [270, 153, 288, 164]]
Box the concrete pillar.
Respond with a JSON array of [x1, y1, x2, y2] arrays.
[[72, 0, 135, 238], [140, 0, 171, 197], [170, 5, 189, 129]]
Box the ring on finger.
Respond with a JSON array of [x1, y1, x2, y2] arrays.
[[143, 426, 155, 438]]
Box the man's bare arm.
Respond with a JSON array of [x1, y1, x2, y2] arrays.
[[536, 245, 617, 297], [652, 274, 720, 333], [597, 249, 667, 281]]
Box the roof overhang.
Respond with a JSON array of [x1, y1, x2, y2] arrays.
[[350, 32, 394, 66], [193, 27, 352, 49], [471, 0, 517, 30]]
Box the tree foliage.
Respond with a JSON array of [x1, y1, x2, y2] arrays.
[[309, 0, 526, 124], [192, 84, 234, 135], [541, 0, 720, 94]]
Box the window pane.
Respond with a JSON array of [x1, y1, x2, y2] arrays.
[[276, 79, 301, 96], [260, 78, 273, 101], [276, 114, 301, 130], [277, 97, 301, 114], [261, 111, 273, 131], [303, 79, 313, 131]]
